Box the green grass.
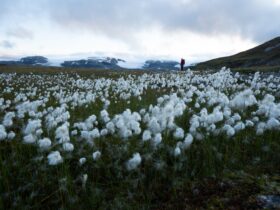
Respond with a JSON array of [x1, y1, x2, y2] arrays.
[[1, 127, 279, 209], [0, 66, 279, 209]]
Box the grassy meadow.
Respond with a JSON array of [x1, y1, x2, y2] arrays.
[[0, 66, 279, 209]]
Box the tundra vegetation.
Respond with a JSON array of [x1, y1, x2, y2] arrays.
[[0, 67, 280, 209]]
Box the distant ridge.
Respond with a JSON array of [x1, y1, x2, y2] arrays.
[[0, 56, 48, 66], [0, 56, 179, 70], [195, 36, 280, 69]]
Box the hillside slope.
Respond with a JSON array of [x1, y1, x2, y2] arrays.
[[195, 37, 280, 69]]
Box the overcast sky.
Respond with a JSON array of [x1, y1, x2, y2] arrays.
[[0, 0, 280, 63]]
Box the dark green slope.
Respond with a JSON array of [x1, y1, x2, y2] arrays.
[[196, 36, 280, 69]]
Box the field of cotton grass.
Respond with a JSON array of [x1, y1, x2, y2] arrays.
[[1, 67, 280, 209]]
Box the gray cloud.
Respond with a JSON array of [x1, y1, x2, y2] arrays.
[[0, 0, 279, 43], [43, 0, 280, 42], [0, 40, 15, 49], [7, 27, 34, 39]]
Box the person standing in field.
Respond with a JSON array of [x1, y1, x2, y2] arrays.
[[180, 58, 185, 71]]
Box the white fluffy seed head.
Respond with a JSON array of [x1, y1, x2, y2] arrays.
[[79, 157, 87, 165], [142, 130, 152, 141], [24, 120, 41, 135], [234, 122, 245, 132], [267, 118, 280, 130], [100, 110, 110, 123], [47, 151, 63, 166], [230, 89, 257, 110], [126, 153, 141, 171], [63, 142, 74, 152], [0, 125, 7, 140], [23, 134, 36, 144], [3, 112, 15, 127], [38, 138, 52, 149], [224, 125, 235, 137], [92, 151, 101, 160], [100, 129, 108, 136], [256, 122, 266, 135], [90, 128, 100, 139], [106, 122, 115, 134], [183, 134, 193, 149], [71, 130, 78, 136], [174, 147, 181, 156], [173, 128, 185, 139], [153, 133, 162, 146], [35, 129, 43, 136], [7, 131, 16, 140], [245, 120, 254, 127], [55, 123, 70, 143]]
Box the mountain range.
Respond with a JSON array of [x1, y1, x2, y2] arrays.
[[1, 36, 280, 71], [0, 56, 48, 66], [0, 56, 179, 70]]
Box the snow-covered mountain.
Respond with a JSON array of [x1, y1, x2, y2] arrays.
[[0, 56, 48, 66], [0, 56, 180, 70], [61, 57, 126, 69], [142, 60, 179, 70]]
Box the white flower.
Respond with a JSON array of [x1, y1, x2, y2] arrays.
[[173, 128, 184, 139], [142, 130, 151, 141], [207, 108, 223, 124], [252, 117, 259, 123], [3, 112, 15, 127], [157, 97, 164, 104], [55, 123, 70, 143], [48, 151, 63, 165], [183, 134, 193, 149], [100, 110, 110, 123], [71, 130, 78, 136], [153, 133, 162, 146], [0, 125, 7, 141], [24, 120, 41, 135], [35, 129, 43, 136], [38, 138, 52, 149], [106, 122, 115, 134], [223, 107, 232, 119], [81, 131, 91, 141], [266, 118, 280, 130], [232, 113, 241, 121], [23, 134, 36, 144], [7, 131, 15, 140], [174, 147, 181, 156], [126, 153, 141, 170], [230, 89, 257, 110], [63, 142, 74, 152], [92, 151, 101, 160], [90, 128, 100, 139], [100, 129, 108, 136], [224, 125, 235, 137], [119, 128, 132, 138], [234, 122, 245, 132], [148, 118, 161, 134], [139, 109, 146, 115], [256, 122, 266, 135], [245, 120, 254, 127], [82, 174, 88, 189], [79, 157, 87, 165]]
